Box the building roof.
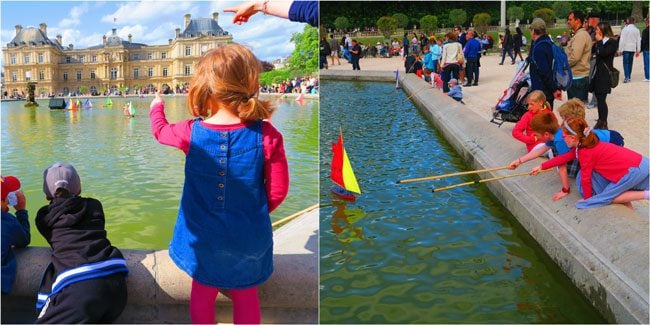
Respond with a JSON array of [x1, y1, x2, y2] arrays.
[[180, 18, 228, 38], [6, 27, 63, 50], [87, 28, 147, 50]]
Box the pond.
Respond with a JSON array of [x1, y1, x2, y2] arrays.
[[319, 80, 604, 323], [1, 96, 318, 250]]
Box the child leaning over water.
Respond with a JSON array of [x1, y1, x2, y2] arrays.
[[529, 118, 649, 209], [150, 44, 289, 324], [512, 90, 553, 153]]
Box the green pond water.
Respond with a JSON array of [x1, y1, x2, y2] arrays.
[[1, 96, 318, 250], [319, 81, 604, 323]]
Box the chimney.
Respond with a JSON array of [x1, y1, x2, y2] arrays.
[[39, 23, 47, 36], [175, 28, 181, 38], [15, 24, 22, 36], [168, 39, 172, 45], [212, 12, 218, 22], [56, 34, 62, 44], [69, 44, 73, 49], [128, 34, 132, 43], [184, 14, 191, 28], [103, 35, 107, 45]]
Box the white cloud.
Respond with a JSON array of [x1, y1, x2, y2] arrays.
[[101, 1, 196, 25], [58, 2, 90, 28]]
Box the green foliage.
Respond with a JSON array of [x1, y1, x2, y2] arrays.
[[449, 9, 467, 26], [334, 16, 350, 30], [392, 13, 409, 29], [289, 25, 318, 74], [377, 16, 398, 39], [533, 8, 556, 27], [260, 69, 292, 86], [419, 15, 438, 34], [473, 13, 492, 35], [552, 2, 571, 19], [78, 86, 88, 95], [507, 6, 525, 23]]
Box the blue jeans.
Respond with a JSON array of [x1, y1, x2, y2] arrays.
[[567, 77, 589, 102], [622, 51, 635, 79], [500, 48, 514, 64], [643, 51, 649, 80]]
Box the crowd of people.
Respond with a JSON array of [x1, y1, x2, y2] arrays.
[[259, 76, 319, 94]]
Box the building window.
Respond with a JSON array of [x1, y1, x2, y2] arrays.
[[161, 52, 167, 59], [90, 70, 96, 80], [184, 64, 191, 76], [63, 72, 68, 81], [162, 67, 168, 77], [148, 67, 153, 77], [12, 72, 17, 81], [134, 68, 139, 79], [10, 55, 16, 64], [110, 68, 118, 80], [66, 56, 71, 63], [76, 70, 82, 81], [79, 55, 84, 63], [24, 55, 30, 64], [38, 53, 44, 63], [92, 55, 97, 62], [147, 52, 153, 60], [185, 46, 191, 56], [39, 70, 45, 80], [133, 53, 139, 60]]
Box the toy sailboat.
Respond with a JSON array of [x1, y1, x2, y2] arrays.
[[105, 97, 113, 107], [331, 128, 361, 201], [68, 99, 77, 110], [84, 99, 92, 108]]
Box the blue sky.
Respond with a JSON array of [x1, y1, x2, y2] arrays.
[[1, 1, 308, 62]]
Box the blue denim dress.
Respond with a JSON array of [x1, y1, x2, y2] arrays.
[[169, 119, 273, 289]]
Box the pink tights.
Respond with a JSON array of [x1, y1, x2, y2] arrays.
[[190, 279, 261, 324]]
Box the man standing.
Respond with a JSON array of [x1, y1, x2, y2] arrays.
[[618, 17, 642, 83], [329, 34, 340, 66], [642, 18, 649, 81], [566, 10, 592, 102], [350, 39, 361, 71], [528, 18, 558, 109], [463, 31, 481, 86], [586, 11, 601, 108]]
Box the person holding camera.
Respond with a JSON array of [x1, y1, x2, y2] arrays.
[[1, 175, 30, 295]]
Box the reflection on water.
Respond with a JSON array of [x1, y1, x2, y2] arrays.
[[319, 81, 603, 323], [1, 96, 318, 249]]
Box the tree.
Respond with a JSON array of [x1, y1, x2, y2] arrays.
[[419, 15, 438, 34], [392, 13, 409, 29], [289, 25, 318, 74], [449, 9, 467, 26], [334, 16, 350, 31], [507, 6, 525, 24], [78, 86, 88, 95], [533, 8, 556, 27], [473, 13, 491, 35], [631, 1, 644, 23], [260, 60, 275, 72], [377, 16, 398, 39], [552, 2, 571, 20]]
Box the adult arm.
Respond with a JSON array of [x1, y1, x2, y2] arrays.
[[149, 99, 192, 154], [262, 122, 289, 213]]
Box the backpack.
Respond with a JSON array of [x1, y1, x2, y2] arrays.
[[531, 37, 572, 91]]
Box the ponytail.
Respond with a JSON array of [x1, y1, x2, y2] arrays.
[[237, 97, 275, 121], [562, 118, 599, 149]]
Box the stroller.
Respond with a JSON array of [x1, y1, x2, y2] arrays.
[[490, 60, 531, 127]]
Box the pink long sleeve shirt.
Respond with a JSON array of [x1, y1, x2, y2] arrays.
[[512, 110, 547, 152], [541, 141, 642, 199], [150, 102, 289, 212]]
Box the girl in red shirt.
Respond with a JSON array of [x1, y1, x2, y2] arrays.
[[512, 90, 554, 152], [530, 118, 649, 209]]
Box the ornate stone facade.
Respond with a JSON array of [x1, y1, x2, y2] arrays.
[[2, 13, 232, 97]]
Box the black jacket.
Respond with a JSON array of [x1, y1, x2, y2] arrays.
[[36, 196, 124, 275], [590, 38, 618, 94]]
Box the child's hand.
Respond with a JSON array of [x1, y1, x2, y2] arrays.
[[150, 90, 164, 109], [508, 158, 521, 170], [529, 165, 543, 176], [13, 191, 26, 211], [552, 189, 569, 201]]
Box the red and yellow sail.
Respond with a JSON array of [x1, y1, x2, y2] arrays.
[[331, 128, 361, 194]]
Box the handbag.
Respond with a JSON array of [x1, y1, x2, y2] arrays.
[[456, 43, 465, 65], [606, 65, 620, 88]]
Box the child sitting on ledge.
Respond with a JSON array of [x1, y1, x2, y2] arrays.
[[447, 78, 464, 104]]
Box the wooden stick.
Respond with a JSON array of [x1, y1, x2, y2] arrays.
[[397, 166, 510, 184], [402, 84, 432, 102], [431, 168, 553, 192], [272, 203, 319, 227]]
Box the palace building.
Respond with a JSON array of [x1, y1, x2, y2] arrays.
[[2, 13, 232, 97]]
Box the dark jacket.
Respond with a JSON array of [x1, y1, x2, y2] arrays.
[[1, 209, 30, 294], [288, 1, 318, 27], [513, 33, 523, 50], [642, 27, 649, 52], [590, 38, 618, 94], [528, 34, 555, 93], [405, 54, 417, 73], [36, 196, 124, 276]]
